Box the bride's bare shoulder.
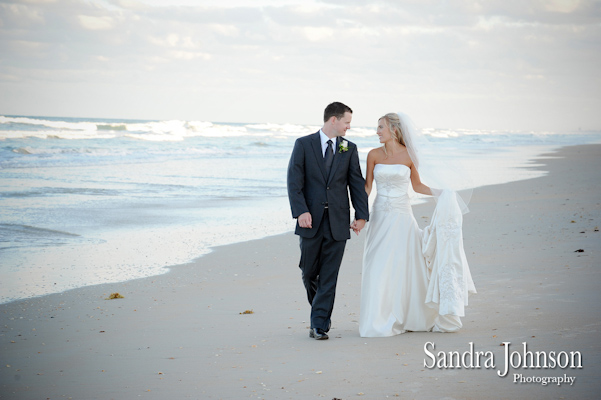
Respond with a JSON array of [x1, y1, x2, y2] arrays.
[[368, 147, 385, 161]]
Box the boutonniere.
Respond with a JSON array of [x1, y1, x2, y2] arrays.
[[338, 139, 349, 153]]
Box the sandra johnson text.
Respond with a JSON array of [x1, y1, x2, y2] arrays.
[[424, 341, 582, 377]]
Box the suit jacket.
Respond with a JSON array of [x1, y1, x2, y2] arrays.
[[287, 132, 369, 241]]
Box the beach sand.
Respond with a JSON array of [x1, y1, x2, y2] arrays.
[[1, 144, 600, 399]]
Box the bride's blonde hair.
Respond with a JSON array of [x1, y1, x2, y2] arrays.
[[380, 113, 405, 146]]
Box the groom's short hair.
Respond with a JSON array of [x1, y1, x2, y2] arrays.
[[324, 102, 352, 123]]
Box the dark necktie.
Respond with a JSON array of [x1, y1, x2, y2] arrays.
[[324, 139, 334, 177]]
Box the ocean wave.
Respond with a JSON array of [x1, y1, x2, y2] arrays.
[[12, 147, 33, 154], [0, 223, 105, 251], [11, 146, 110, 155], [2, 115, 600, 145], [3, 186, 123, 198], [97, 123, 128, 131], [245, 122, 318, 136], [0, 116, 98, 132], [0, 130, 117, 140], [0, 141, 292, 169], [0, 115, 318, 141], [0, 223, 81, 238]]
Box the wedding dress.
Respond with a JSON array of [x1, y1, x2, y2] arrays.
[[359, 164, 476, 337]]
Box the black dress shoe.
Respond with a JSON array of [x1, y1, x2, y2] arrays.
[[309, 328, 329, 340]]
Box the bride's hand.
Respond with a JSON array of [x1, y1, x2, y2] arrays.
[[350, 219, 363, 235]]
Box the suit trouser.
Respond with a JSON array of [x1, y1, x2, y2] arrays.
[[299, 208, 347, 332]]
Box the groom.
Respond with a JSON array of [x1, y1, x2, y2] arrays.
[[287, 102, 369, 340]]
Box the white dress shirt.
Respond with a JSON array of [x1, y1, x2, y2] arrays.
[[319, 130, 336, 158]]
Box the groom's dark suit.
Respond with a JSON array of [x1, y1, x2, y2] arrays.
[[287, 132, 369, 332]]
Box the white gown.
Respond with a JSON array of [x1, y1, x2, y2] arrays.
[[359, 164, 476, 337]]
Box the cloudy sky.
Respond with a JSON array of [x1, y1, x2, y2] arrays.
[[1, 0, 599, 131]]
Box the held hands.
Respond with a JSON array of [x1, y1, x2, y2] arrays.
[[299, 213, 365, 234], [298, 212, 312, 229], [350, 219, 366, 235]]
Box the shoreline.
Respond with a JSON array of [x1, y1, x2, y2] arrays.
[[0, 142, 561, 306], [1, 144, 600, 399]]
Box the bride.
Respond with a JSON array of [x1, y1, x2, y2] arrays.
[[357, 113, 476, 337]]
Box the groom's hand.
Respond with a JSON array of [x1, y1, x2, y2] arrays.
[[351, 219, 366, 235], [298, 212, 312, 229]]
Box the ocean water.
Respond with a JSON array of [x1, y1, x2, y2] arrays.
[[1, 114, 600, 304]]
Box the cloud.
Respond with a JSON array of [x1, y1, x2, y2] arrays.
[[0, 2, 45, 26], [20, 0, 58, 3], [78, 15, 115, 30], [0, 0, 599, 130], [168, 50, 212, 61], [298, 26, 334, 42], [207, 24, 239, 37]]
